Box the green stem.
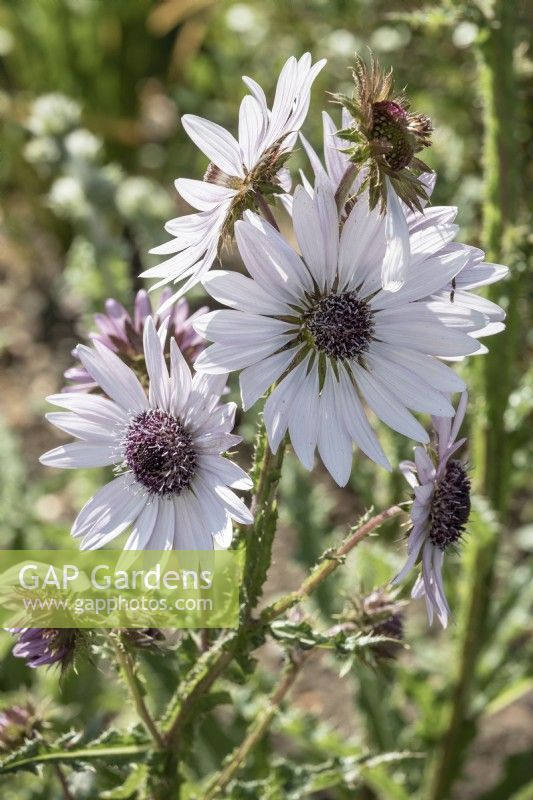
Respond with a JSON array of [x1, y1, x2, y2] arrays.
[[475, 0, 520, 513], [261, 505, 403, 623], [109, 634, 165, 749], [203, 653, 308, 799], [429, 5, 520, 797]]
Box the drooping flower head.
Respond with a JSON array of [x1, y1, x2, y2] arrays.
[[41, 318, 252, 550], [10, 628, 80, 670], [194, 180, 494, 486], [144, 54, 326, 307], [334, 53, 433, 213], [64, 289, 207, 392], [394, 392, 471, 627]]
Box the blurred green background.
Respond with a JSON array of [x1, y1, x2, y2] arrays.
[[0, 1, 531, 798]]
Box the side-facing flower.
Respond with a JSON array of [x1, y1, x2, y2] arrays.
[[144, 53, 326, 307], [41, 318, 252, 550], [64, 289, 207, 392], [194, 180, 487, 486], [394, 392, 471, 627], [10, 628, 80, 670]]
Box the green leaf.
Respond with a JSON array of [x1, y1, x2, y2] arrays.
[[100, 763, 149, 799], [0, 728, 150, 775]]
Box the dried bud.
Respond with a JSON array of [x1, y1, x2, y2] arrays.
[[333, 53, 433, 211], [120, 629, 165, 650]]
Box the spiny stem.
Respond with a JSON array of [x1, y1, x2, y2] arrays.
[[109, 633, 164, 749], [261, 505, 403, 623], [204, 652, 308, 799]]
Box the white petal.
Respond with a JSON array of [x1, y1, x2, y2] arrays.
[[239, 94, 266, 169], [370, 346, 465, 393], [235, 215, 312, 300], [72, 474, 137, 537], [292, 185, 329, 290], [46, 393, 127, 426], [144, 318, 170, 410], [175, 487, 216, 549], [240, 346, 302, 410], [202, 270, 291, 316], [169, 338, 192, 416], [182, 114, 244, 177], [351, 364, 429, 443], [124, 500, 159, 550], [317, 365, 353, 486], [339, 199, 386, 294], [175, 178, 236, 211], [77, 343, 148, 413], [40, 442, 117, 469], [198, 454, 252, 490], [146, 499, 175, 550], [382, 180, 410, 292], [365, 351, 455, 416], [288, 361, 319, 470], [80, 485, 147, 550], [212, 484, 253, 525], [195, 337, 291, 374], [45, 412, 120, 444], [337, 365, 391, 470], [371, 246, 470, 310], [264, 356, 310, 452], [194, 309, 293, 344]]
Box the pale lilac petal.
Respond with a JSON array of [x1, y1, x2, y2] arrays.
[[382, 180, 410, 292], [182, 114, 244, 177], [143, 317, 170, 411], [40, 442, 117, 469]]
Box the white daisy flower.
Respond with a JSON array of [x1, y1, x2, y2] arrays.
[[194, 180, 489, 486], [394, 392, 471, 628], [144, 53, 326, 308], [40, 318, 252, 550]]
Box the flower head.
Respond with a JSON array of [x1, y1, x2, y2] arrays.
[[64, 289, 207, 392], [144, 54, 326, 308], [10, 628, 79, 670], [194, 180, 492, 486], [394, 392, 471, 627], [334, 53, 433, 213], [41, 318, 252, 550]]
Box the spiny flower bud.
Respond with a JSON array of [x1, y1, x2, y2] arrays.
[[333, 52, 433, 211], [342, 589, 405, 661], [0, 702, 40, 752]]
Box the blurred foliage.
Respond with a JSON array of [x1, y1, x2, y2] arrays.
[[0, 1, 531, 799]]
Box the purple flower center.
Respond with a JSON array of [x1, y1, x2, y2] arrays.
[[305, 291, 374, 360], [123, 409, 197, 496], [371, 100, 414, 171], [429, 460, 471, 550]]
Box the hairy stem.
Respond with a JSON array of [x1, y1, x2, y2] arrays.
[[261, 505, 403, 622], [203, 652, 308, 799], [109, 633, 164, 749]]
